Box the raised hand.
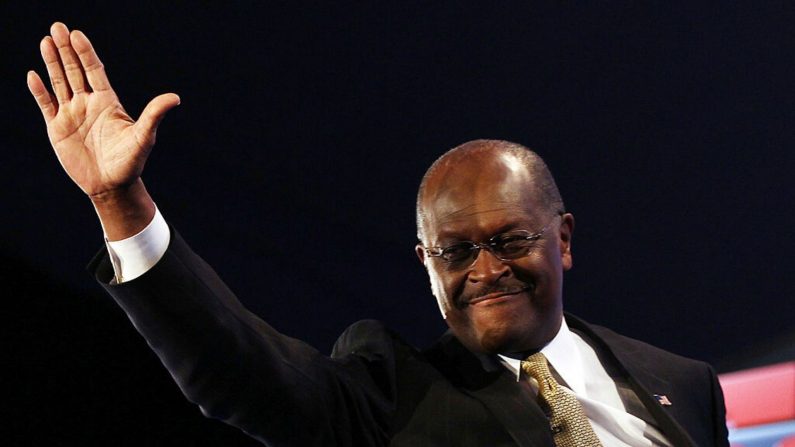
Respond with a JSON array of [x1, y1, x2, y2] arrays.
[[27, 22, 180, 198], [28, 22, 180, 239]]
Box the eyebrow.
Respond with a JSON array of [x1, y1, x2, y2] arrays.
[[434, 221, 528, 245]]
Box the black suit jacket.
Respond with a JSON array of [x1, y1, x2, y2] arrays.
[[89, 229, 729, 446]]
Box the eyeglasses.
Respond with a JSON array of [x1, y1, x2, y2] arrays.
[[422, 215, 559, 270]]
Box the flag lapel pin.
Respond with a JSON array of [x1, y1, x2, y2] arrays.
[[654, 394, 673, 406]]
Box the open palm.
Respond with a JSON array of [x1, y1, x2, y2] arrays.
[[28, 22, 179, 197]]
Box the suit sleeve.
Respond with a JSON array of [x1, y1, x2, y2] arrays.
[[706, 364, 730, 447], [88, 228, 396, 447]]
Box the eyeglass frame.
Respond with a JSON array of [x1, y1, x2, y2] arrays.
[[421, 212, 563, 269]]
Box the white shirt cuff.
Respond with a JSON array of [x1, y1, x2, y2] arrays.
[[104, 206, 170, 284]]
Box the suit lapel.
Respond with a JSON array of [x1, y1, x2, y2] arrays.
[[464, 371, 554, 447], [427, 332, 554, 447], [565, 313, 698, 447]]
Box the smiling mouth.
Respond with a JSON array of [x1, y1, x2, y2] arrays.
[[467, 286, 531, 306]]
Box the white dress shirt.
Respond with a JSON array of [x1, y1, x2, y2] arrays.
[[106, 210, 672, 446], [104, 206, 170, 283]]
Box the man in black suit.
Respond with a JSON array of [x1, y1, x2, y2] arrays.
[[29, 23, 728, 446]]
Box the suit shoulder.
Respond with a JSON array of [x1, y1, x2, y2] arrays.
[[331, 319, 415, 360], [567, 314, 713, 373]]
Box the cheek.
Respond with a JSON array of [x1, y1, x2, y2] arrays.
[[427, 265, 466, 319], [516, 250, 560, 284], [427, 265, 451, 318]]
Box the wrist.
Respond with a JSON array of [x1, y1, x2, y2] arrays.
[[91, 178, 157, 241], [89, 177, 140, 201]]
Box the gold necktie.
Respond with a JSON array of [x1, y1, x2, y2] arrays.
[[521, 352, 603, 447]]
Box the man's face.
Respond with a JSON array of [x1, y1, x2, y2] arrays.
[[416, 152, 573, 354]]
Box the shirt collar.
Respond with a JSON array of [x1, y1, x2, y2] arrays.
[[497, 317, 587, 396]]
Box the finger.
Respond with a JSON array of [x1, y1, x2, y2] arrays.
[[27, 70, 58, 121], [134, 93, 181, 146], [70, 29, 111, 92], [50, 22, 88, 94], [40, 36, 71, 103]]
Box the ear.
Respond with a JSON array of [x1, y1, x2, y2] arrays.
[[559, 213, 575, 271], [415, 244, 428, 268]]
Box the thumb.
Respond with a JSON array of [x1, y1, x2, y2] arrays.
[[135, 93, 181, 145]]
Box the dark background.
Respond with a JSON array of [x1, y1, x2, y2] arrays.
[[3, 1, 794, 445]]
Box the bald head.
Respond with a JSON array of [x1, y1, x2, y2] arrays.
[[416, 140, 564, 242]]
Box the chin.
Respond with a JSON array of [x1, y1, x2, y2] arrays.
[[446, 297, 561, 354], [475, 333, 513, 354], [454, 314, 558, 355], [478, 326, 529, 354], [453, 321, 529, 354]]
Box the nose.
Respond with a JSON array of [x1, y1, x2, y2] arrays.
[[467, 246, 511, 283]]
